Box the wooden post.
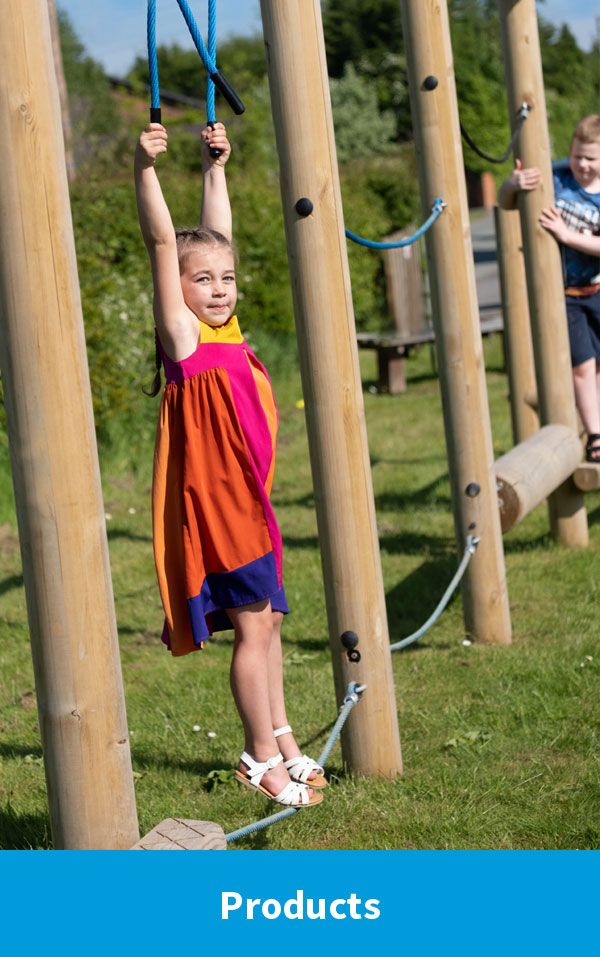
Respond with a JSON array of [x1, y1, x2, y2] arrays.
[[47, 0, 75, 183], [494, 425, 581, 532], [260, 0, 402, 776], [0, 1, 139, 848], [494, 206, 538, 443], [400, 0, 512, 644], [498, 0, 588, 546]]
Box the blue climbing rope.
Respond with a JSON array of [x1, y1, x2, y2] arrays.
[[389, 535, 479, 652], [206, 0, 217, 124], [224, 682, 368, 844], [147, 0, 160, 119], [345, 198, 446, 250], [146, 0, 245, 122]]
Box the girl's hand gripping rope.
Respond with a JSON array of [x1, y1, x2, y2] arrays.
[[135, 123, 168, 170], [201, 121, 231, 171]]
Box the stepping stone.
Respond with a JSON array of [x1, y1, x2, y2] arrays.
[[132, 818, 226, 850]]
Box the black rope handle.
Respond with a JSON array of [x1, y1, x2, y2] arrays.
[[461, 103, 530, 165]]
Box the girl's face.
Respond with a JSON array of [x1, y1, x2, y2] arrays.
[[180, 245, 237, 326]]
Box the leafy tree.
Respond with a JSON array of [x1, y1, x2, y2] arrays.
[[330, 64, 396, 163], [322, 0, 409, 137], [449, 0, 512, 175], [57, 7, 123, 168], [322, 0, 403, 78]]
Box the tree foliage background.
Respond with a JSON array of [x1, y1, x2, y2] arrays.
[[1, 2, 595, 460]]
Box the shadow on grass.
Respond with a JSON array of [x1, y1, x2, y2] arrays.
[[375, 474, 451, 511], [503, 532, 555, 553], [0, 573, 24, 595], [107, 527, 152, 544], [0, 743, 43, 760], [385, 554, 462, 645], [379, 532, 453, 556], [584, 500, 600, 527], [275, 472, 451, 512], [0, 805, 51, 850]]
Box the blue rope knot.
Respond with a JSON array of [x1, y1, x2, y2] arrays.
[[345, 198, 446, 250]]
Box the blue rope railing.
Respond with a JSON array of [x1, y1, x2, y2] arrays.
[[345, 198, 446, 250], [225, 682, 367, 844], [146, 0, 245, 124]]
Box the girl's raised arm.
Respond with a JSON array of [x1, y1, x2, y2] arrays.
[[134, 124, 197, 358], [200, 122, 233, 240]]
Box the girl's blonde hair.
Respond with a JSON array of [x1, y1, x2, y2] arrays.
[[144, 226, 238, 397], [175, 226, 238, 271]]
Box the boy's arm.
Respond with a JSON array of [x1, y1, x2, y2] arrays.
[[200, 123, 232, 240], [134, 124, 194, 355], [498, 159, 542, 209], [539, 206, 600, 257]]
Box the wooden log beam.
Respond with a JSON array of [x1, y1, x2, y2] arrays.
[[573, 464, 600, 493], [495, 426, 582, 533]]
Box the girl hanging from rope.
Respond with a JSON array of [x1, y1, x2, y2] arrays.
[[134, 120, 324, 808]]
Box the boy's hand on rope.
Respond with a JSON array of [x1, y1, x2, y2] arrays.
[[510, 158, 542, 192], [135, 123, 168, 170], [201, 122, 231, 170]]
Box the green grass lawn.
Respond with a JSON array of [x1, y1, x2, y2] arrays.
[[1, 336, 599, 849]]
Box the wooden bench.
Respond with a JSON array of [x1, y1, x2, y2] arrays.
[[357, 316, 504, 394], [356, 226, 503, 393]]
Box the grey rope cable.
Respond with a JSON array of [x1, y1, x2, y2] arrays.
[[460, 103, 530, 165], [224, 682, 367, 844], [389, 535, 480, 652]]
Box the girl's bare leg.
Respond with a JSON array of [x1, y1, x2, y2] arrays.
[[266, 611, 320, 781], [228, 600, 313, 798]]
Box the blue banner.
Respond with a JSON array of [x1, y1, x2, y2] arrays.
[[0, 850, 596, 953]]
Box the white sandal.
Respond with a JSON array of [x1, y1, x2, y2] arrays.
[[274, 725, 328, 789], [235, 751, 323, 807]]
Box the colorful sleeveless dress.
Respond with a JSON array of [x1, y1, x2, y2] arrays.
[[152, 314, 288, 657]]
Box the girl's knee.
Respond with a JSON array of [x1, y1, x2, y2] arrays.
[[229, 599, 274, 645]]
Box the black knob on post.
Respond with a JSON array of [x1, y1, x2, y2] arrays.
[[295, 197, 313, 217], [340, 631, 361, 663], [423, 75, 438, 91]]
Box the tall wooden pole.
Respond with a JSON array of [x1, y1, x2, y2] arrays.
[[0, 1, 139, 848], [47, 0, 75, 183], [498, 0, 588, 546], [494, 206, 538, 443], [400, 0, 512, 644], [260, 0, 402, 776]]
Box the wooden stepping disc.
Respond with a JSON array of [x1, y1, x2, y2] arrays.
[[132, 819, 226, 850]]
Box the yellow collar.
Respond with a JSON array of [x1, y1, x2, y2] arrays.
[[199, 314, 243, 344]]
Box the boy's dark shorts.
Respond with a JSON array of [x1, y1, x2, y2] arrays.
[[566, 291, 600, 367]]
